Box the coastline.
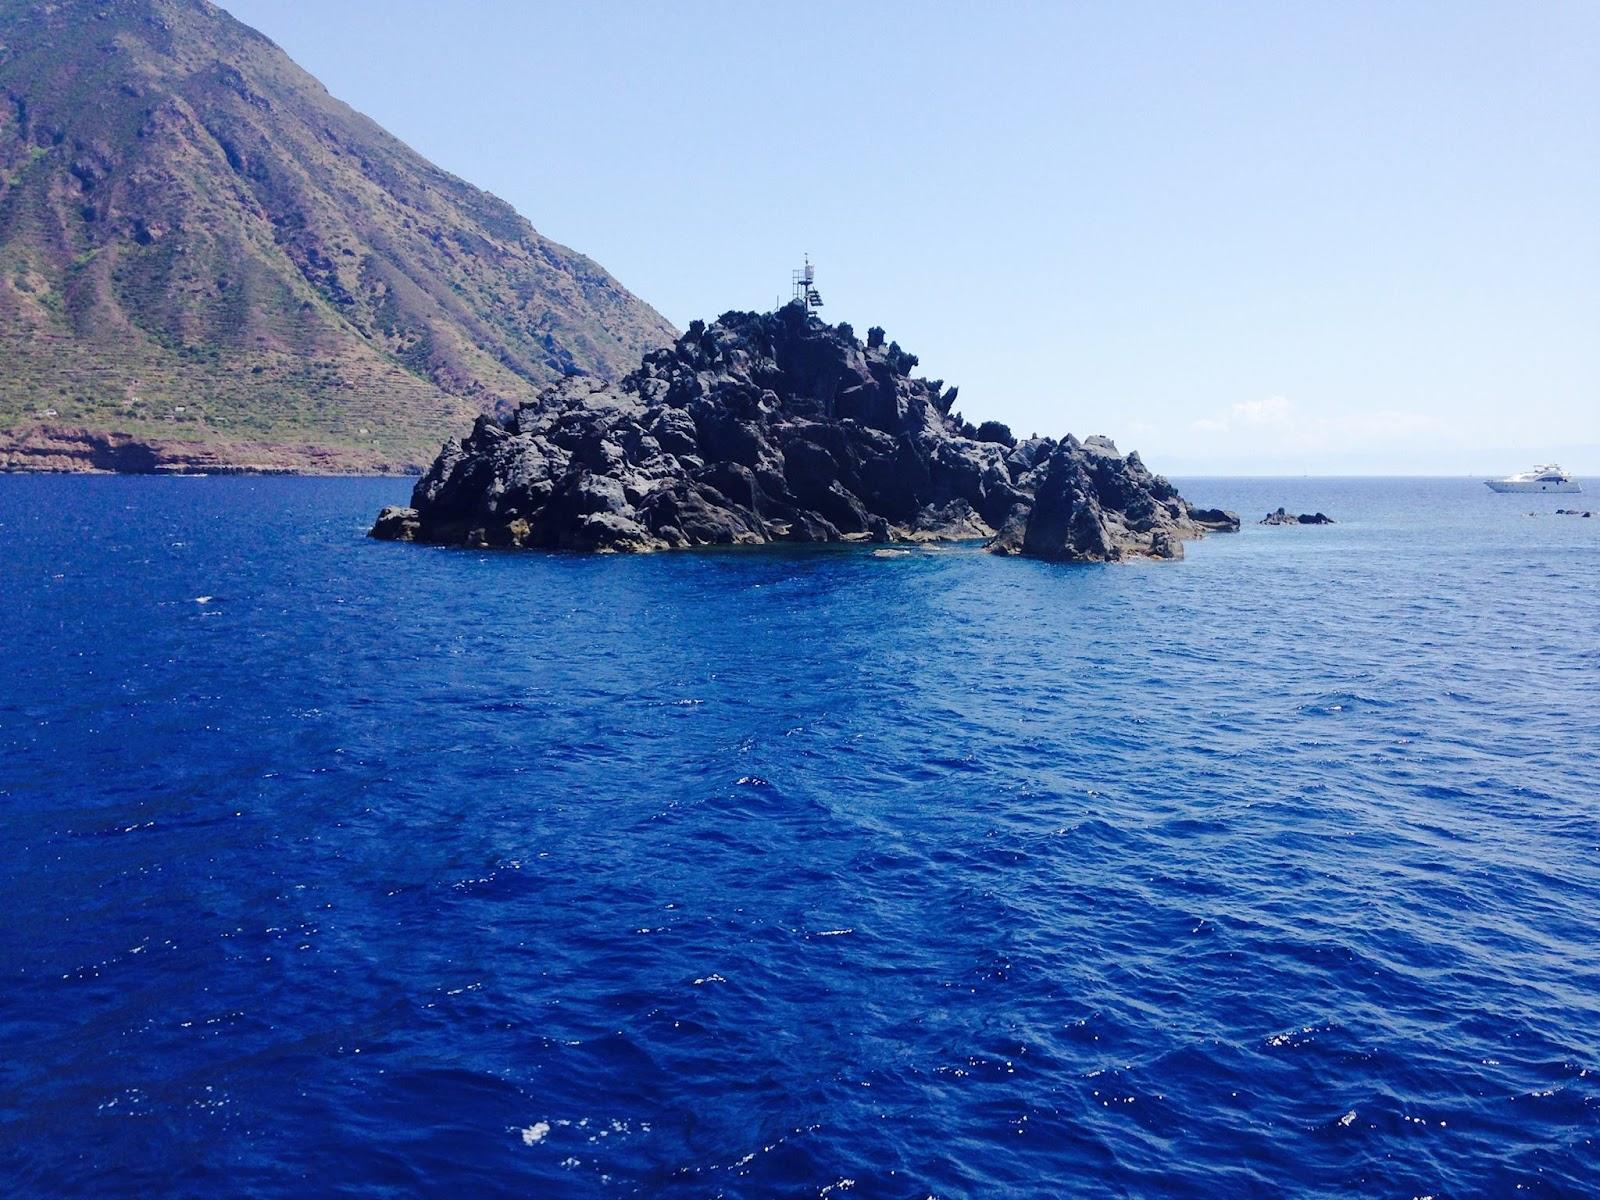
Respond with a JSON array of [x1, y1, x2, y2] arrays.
[[0, 424, 426, 477]]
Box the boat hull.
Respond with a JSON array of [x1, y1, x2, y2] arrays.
[[1484, 479, 1582, 493]]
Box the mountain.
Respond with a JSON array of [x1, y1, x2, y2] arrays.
[[0, 0, 675, 471]]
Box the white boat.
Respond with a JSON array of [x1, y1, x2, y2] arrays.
[[1484, 464, 1581, 494]]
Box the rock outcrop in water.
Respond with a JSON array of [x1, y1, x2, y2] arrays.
[[1261, 508, 1335, 526], [371, 304, 1235, 561]]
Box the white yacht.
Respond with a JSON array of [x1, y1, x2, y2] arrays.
[[1484, 465, 1581, 494]]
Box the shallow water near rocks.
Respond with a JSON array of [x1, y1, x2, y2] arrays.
[[1, 475, 1597, 1198]]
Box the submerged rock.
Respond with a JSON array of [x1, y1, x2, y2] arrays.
[[1261, 507, 1335, 526], [372, 303, 1231, 562]]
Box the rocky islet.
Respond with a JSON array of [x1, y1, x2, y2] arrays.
[[372, 304, 1238, 563], [1261, 507, 1336, 525]]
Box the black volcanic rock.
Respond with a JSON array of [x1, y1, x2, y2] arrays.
[[372, 304, 1229, 562], [1261, 508, 1335, 525], [371, 506, 422, 541], [1190, 507, 1242, 532], [985, 436, 1225, 561]]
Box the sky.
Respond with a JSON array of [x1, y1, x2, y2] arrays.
[[219, 0, 1598, 475]]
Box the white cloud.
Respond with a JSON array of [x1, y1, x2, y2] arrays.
[[1187, 394, 1444, 451], [1190, 394, 1292, 433]]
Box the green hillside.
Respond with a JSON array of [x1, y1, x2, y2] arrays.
[[0, 0, 675, 467]]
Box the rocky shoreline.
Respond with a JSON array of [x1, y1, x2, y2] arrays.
[[0, 425, 424, 476], [371, 304, 1237, 563]]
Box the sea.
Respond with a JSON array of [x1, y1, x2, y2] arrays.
[[1, 474, 1596, 1198]]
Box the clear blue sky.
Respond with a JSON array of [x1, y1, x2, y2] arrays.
[[221, 0, 1597, 474]]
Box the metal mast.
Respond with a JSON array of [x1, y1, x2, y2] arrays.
[[790, 254, 823, 316]]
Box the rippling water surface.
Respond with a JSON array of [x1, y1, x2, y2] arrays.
[[1, 475, 1597, 1198]]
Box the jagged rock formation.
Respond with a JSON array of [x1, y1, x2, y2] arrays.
[[985, 448, 1240, 561], [0, 0, 674, 468], [1261, 508, 1335, 525], [372, 304, 1236, 562]]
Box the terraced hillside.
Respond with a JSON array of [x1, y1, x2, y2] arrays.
[[0, 0, 675, 469]]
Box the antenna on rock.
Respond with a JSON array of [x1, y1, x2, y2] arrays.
[[791, 254, 823, 316]]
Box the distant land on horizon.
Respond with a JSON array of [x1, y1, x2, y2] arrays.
[[0, 0, 676, 473]]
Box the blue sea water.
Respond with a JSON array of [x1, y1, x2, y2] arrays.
[[1, 474, 1597, 1198]]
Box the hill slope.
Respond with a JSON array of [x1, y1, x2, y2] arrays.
[[0, 0, 675, 470]]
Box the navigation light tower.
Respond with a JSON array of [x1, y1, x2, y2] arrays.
[[791, 255, 823, 316]]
